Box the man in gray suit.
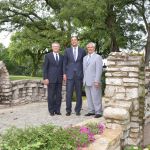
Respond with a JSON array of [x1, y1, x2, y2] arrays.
[[83, 42, 103, 118]]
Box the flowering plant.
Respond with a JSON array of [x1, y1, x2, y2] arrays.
[[77, 122, 105, 149]]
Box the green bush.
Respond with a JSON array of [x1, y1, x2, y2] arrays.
[[0, 125, 88, 150], [0, 123, 105, 150]]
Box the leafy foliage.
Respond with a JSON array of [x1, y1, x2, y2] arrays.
[[0, 123, 105, 150], [0, 0, 150, 73]]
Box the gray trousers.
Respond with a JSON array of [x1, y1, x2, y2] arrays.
[[85, 85, 102, 114]]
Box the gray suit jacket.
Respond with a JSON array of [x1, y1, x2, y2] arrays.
[[83, 53, 103, 86]]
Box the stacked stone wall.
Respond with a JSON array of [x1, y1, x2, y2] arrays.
[[0, 61, 66, 107], [103, 52, 145, 148], [0, 61, 12, 105], [145, 66, 150, 124]]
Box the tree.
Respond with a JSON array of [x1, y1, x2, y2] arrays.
[[0, 0, 149, 62], [130, 0, 150, 65], [8, 27, 49, 76]]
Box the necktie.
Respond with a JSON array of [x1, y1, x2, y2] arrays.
[[73, 47, 76, 61], [87, 54, 91, 66], [56, 53, 59, 64]]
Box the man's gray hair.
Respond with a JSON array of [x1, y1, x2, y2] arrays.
[[86, 42, 96, 48], [52, 42, 60, 47]]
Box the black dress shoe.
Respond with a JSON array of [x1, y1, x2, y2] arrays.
[[76, 112, 81, 116], [85, 113, 95, 116], [66, 112, 71, 116], [94, 114, 102, 118], [55, 112, 62, 115], [50, 112, 55, 116]]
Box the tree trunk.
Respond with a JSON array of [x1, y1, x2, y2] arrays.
[[145, 25, 150, 66], [31, 63, 38, 77], [105, 4, 119, 52]]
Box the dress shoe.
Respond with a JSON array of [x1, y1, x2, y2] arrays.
[[55, 112, 62, 115], [85, 113, 95, 116], [76, 112, 81, 116], [50, 112, 55, 116], [94, 114, 102, 118], [66, 112, 71, 116]]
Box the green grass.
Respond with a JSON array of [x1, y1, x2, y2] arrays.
[[10, 75, 42, 81]]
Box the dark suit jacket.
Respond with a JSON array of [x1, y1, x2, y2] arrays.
[[63, 47, 86, 80], [43, 52, 63, 83]]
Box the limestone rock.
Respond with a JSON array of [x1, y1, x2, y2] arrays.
[[104, 107, 130, 120]]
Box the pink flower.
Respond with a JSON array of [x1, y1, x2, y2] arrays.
[[80, 127, 90, 134], [98, 123, 105, 134], [88, 133, 95, 142]]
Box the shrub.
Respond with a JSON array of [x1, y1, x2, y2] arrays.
[[0, 123, 105, 150]]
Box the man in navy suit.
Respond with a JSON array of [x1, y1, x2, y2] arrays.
[[43, 42, 63, 116], [63, 36, 86, 116]]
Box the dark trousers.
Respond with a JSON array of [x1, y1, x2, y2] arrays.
[[47, 83, 62, 114], [66, 73, 82, 113]]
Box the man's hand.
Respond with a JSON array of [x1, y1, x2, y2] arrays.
[[43, 79, 49, 85], [63, 74, 67, 81], [94, 82, 100, 88]]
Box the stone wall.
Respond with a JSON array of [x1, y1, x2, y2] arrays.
[[11, 80, 47, 105], [145, 66, 150, 124], [0, 61, 66, 107], [103, 52, 145, 148], [0, 61, 12, 105]]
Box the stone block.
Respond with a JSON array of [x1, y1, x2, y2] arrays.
[[120, 67, 139, 72], [128, 72, 139, 77], [123, 83, 139, 87], [107, 101, 132, 112], [107, 61, 116, 65], [105, 73, 112, 77], [114, 93, 126, 100], [104, 107, 130, 120], [106, 67, 121, 72], [111, 72, 128, 77], [130, 122, 140, 128], [105, 86, 115, 97], [106, 78, 123, 86], [116, 61, 141, 66], [126, 88, 139, 100], [123, 78, 139, 83]]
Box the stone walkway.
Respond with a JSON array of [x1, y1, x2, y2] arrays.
[[0, 102, 105, 134], [0, 102, 149, 146]]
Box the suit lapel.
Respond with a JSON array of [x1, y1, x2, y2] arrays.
[[76, 47, 81, 61], [84, 55, 88, 69], [86, 53, 96, 67], [70, 47, 75, 62], [89, 53, 96, 64], [50, 52, 57, 65], [58, 54, 62, 65]]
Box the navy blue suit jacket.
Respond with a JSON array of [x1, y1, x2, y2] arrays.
[[43, 52, 63, 83], [63, 47, 86, 80]]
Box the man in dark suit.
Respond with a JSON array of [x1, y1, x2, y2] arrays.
[[43, 42, 63, 116], [63, 36, 86, 116]]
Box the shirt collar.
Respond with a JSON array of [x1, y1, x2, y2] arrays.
[[53, 52, 59, 55], [72, 46, 78, 50], [88, 52, 95, 57]]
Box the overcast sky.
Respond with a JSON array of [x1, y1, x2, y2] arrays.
[[0, 31, 12, 48]]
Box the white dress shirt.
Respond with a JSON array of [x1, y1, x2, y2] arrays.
[[72, 46, 78, 61], [87, 52, 95, 62], [53, 52, 59, 61]]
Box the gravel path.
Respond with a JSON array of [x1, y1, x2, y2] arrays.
[[0, 102, 149, 146], [0, 102, 104, 134]]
